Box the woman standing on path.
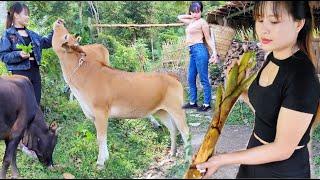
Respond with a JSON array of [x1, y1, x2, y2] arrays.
[[178, 1, 219, 112]]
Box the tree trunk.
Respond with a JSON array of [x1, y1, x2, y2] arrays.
[[78, 2, 83, 24], [151, 37, 155, 61], [87, 1, 101, 34], [0, 1, 7, 31], [132, 30, 137, 44]]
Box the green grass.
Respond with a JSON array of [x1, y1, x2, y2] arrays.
[[312, 125, 320, 178], [0, 72, 176, 178], [312, 125, 320, 141], [0, 99, 173, 178], [225, 100, 255, 127], [314, 153, 320, 178], [166, 158, 190, 178]]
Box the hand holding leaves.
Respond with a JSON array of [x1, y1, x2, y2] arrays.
[[16, 44, 33, 54]]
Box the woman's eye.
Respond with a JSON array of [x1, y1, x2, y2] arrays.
[[271, 21, 279, 24]]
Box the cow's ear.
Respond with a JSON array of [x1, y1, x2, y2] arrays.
[[70, 44, 86, 55], [76, 36, 82, 43], [61, 34, 70, 49], [49, 121, 58, 133], [61, 41, 70, 50]]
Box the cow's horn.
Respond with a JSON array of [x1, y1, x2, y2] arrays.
[[50, 121, 58, 132]]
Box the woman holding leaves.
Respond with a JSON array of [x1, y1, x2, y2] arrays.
[[0, 2, 58, 105]]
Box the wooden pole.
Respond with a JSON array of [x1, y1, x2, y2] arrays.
[[225, 5, 254, 20], [151, 37, 155, 61], [91, 23, 185, 28], [79, 2, 83, 24]]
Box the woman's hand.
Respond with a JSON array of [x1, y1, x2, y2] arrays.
[[20, 51, 30, 59], [53, 18, 65, 29], [178, 14, 194, 24], [209, 55, 219, 64], [196, 155, 222, 179]]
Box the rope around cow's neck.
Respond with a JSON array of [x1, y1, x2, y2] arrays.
[[69, 53, 86, 83]]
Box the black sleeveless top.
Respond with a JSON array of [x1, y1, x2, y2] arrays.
[[248, 50, 320, 146], [15, 27, 35, 60]]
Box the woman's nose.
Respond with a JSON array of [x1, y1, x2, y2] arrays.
[[261, 22, 270, 35]]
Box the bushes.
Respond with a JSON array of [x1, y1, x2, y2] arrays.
[[0, 62, 10, 75], [97, 34, 152, 72]]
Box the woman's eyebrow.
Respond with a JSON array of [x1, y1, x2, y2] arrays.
[[266, 15, 278, 18], [264, 14, 282, 20]]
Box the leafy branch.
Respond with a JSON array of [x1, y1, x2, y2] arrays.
[[16, 44, 33, 54]]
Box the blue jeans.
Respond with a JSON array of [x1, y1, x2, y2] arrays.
[[188, 43, 212, 105]]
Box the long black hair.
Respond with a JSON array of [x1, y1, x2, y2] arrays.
[[6, 2, 29, 29], [189, 1, 203, 16], [253, 1, 315, 66]]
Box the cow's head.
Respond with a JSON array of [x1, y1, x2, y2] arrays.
[[52, 18, 85, 55], [61, 34, 86, 54], [22, 108, 58, 167]]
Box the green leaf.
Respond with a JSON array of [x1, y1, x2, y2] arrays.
[[16, 44, 33, 54]]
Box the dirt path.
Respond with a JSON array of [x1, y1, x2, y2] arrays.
[[138, 109, 320, 179]]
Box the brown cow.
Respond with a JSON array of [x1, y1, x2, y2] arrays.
[[52, 20, 190, 168], [0, 75, 58, 178]]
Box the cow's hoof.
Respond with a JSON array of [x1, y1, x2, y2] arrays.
[[11, 174, 19, 179], [96, 164, 105, 171], [0, 171, 6, 179], [156, 125, 163, 130], [169, 151, 177, 158]]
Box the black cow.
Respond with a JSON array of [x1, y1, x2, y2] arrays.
[[0, 75, 58, 178]]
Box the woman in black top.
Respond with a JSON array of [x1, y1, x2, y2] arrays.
[[196, 1, 320, 178]]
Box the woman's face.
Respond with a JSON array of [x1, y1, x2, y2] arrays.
[[14, 8, 29, 27], [191, 11, 201, 20], [255, 2, 303, 52]]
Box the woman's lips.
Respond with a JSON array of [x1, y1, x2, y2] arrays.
[[261, 38, 272, 44]]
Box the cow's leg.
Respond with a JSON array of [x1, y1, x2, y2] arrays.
[[166, 106, 191, 158], [93, 109, 109, 169], [0, 140, 10, 179], [1, 139, 20, 179], [11, 146, 19, 178], [154, 110, 178, 156], [148, 115, 162, 129]]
